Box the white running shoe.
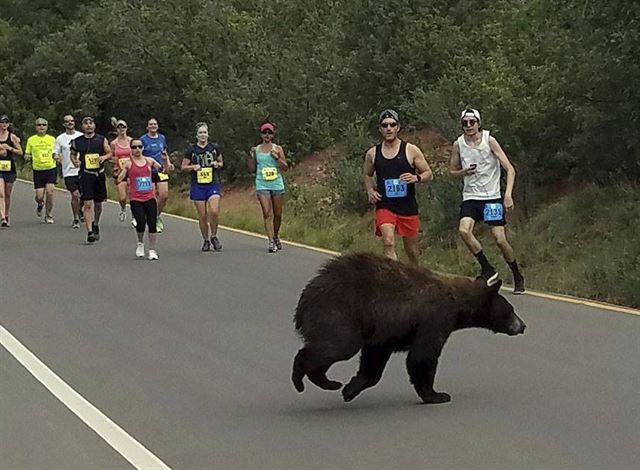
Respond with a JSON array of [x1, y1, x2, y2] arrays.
[[131, 218, 137, 229], [148, 250, 158, 260], [136, 242, 145, 258], [119, 210, 126, 222]]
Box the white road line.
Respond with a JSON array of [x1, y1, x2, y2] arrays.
[[1, 324, 171, 470]]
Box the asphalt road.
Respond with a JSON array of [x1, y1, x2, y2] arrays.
[[1, 181, 639, 470]]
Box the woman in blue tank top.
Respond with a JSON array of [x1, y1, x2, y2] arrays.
[[248, 122, 288, 253]]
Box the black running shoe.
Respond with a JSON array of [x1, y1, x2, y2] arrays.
[[87, 231, 96, 243], [513, 274, 525, 295], [273, 236, 282, 250], [479, 267, 499, 285], [268, 240, 278, 253], [201, 239, 211, 252], [92, 224, 100, 241], [0, 218, 7, 228], [211, 236, 223, 252], [36, 202, 44, 218]]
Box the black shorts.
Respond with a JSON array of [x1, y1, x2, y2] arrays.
[[80, 172, 107, 202], [64, 175, 81, 193], [460, 198, 506, 226], [152, 171, 169, 184], [0, 172, 17, 184], [33, 168, 58, 189]]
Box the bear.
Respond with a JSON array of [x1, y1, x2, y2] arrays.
[[291, 253, 526, 404]]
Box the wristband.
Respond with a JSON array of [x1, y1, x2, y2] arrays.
[[416, 173, 422, 182]]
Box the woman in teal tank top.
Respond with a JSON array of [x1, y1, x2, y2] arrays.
[[248, 122, 288, 253]]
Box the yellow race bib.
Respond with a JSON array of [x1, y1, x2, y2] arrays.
[[261, 167, 278, 181], [197, 167, 213, 184], [118, 158, 130, 170], [0, 160, 11, 172], [85, 153, 100, 170], [157, 172, 169, 182]]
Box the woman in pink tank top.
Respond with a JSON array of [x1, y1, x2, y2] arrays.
[[110, 119, 132, 223], [117, 139, 167, 260]]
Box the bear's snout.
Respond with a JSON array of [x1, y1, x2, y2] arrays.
[[508, 314, 526, 336]]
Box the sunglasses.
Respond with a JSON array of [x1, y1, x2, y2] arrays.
[[462, 120, 477, 127], [64, 120, 75, 124], [117, 125, 127, 129], [36, 123, 47, 126], [261, 130, 274, 135], [0, 120, 9, 123], [131, 145, 144, 149], [380, 122, 398, 129]]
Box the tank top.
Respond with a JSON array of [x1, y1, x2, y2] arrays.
[[0, 131, 16, 173], [71, 134, 108, 174], [255, 144, 285, 191], [128, 158, 155, 202], [457, 130, 501, 201], [373, 141, 418, 216], [112, 139, 132, 174], [185, 142, 221, 186]]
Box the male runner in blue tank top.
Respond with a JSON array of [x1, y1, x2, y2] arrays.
[[363, 109, 433, 266]]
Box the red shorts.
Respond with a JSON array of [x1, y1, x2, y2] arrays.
[[375, 208, 420, 238]]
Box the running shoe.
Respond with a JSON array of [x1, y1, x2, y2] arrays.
[[136, 242, 145, 258], [119, 210, 126, 222], [273, 236, 283, 251], [72, 219, 80, 229], [513, 274, 525, 295], [148, 250, 159, 261], [211, 236, 223, 252], [268, 240, 278, 253], [92, 224, 100, 241], [479, 267, 499, 285], [87, 231, 96, 243], [131, 218, 137, 229], [36, 202, 44, 218], [156, 216, 164, 233], [3, 216, 9, 227], [0, 218, 7, 228], [201, 239, 211, 252], [44, 215, 54, 224]]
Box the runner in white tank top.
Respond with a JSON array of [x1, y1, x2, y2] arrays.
[[450, 108, 525, 294]]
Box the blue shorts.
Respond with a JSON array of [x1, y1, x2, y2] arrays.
[[256, 189, 285, 197], [190, 183, 221, 201], [0, 172, 17, 183]]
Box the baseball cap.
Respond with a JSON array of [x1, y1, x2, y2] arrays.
[[82, 116, 95, 124], [460, 108, 481, 122], [378, 109, 400, 124], [0, 114, 9, 122], [116, 119, 127, 128], [260, 122, 275, 132]]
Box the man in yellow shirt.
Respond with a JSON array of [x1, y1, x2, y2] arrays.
[[25, 118, 59, 223]]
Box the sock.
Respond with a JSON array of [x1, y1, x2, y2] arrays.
[[474, 250, 493, 272], [508, 260, 523, 278]]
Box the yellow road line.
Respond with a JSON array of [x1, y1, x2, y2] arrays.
[[16, 179, 639, 316]]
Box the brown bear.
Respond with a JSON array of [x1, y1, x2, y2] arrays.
[[292, 253, 526, 404]]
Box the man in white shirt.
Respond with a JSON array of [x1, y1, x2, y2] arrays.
[[54, 115, 83, 228], [449, 108, 525, 294]]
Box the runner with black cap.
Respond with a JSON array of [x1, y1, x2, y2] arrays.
[[70, 116, 112, 243], [363, 109, 433, 266], [449, 107, 525, 293], [0, 113, 23, 227]]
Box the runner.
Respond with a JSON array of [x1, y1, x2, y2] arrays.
[[54, 115, 83, 228], [449, 108, 525, 293], [181, 122, 224, 252], [363, 109, 433, 266], [70, 116, 112, 243], [248, 122, 288, 253], [0, 113, 23, 227], [140, 118, 173, 233], [110, 119, 132, 223], [24, 118, 58, 224], [117, 138, 168, 260]]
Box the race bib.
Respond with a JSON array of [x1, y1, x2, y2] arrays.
[[157, 172, 169, 182], [85, 153, 100, 170], [0, 160, 11, 172], [483, 202, 504, 222], [197, 167, 213, 184], [118, 158, 130, 170], [135, 176, 152, 193], [261, 167, 278, 181], [384, 178, 407, 198]]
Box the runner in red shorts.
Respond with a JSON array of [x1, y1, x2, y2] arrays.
[[363, 109, 433, 266]]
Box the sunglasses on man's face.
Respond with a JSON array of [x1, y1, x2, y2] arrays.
[[380, 122, 398, 129], [36, 123, 47, 127], [462, 120, 477, 127], [262, 130, 274, 135], [64, 120, 75, 124], [131, 145, 144, 149]]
